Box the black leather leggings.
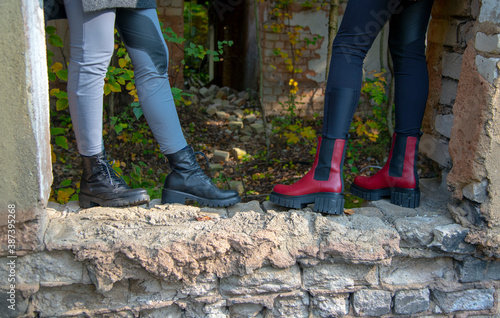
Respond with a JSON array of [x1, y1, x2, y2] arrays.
[[322, 0, 434, 139]]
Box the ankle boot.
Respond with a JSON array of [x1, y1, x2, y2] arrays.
[[161, 146, 241, 207], [350, 133, 421, 208], [79, 151, 150, 208], [270, 136, 346, 214]]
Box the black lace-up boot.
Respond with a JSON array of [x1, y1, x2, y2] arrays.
[[79, 151, 150, 208], [161, 146, 241, 207]]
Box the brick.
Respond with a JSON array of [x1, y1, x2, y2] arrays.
[[265, 33, 280, 42], [394, 289, 430, 315], [442, 52, 463, 80], [272, 292, 309, 318], [439, 78, 458, 106], [311, 294, 350, 317], [419, 133, 451, 168], [353, 289, 392, 316], [220, 265, 301, 296], [170, 0, 183, 8], [380, 258, 455, 286], [432, 288, 495, 313], [475, 55, 500, 86], [457, 257, 500, 283], [478, 0, 500, 23], [303, 263, 378, 292], [163, 7, 183, 16], [475, 32, 500, 54], [462, 179, 488, 203], [434, 114, 455, 139]]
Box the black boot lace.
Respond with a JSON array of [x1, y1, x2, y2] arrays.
[[97, 157, 124, 186], [193, 151, 213, 181]]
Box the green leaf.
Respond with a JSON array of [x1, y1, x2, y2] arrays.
[[50, 127, 66, 135], [133, 107, 143, 119], [56, 69, 68, 81], [45, 26, 56, 34], [56, 98, 69, 111], [55, 136, 68, 149], [48, 34, 63, 47], [60, 179, 72, 187]]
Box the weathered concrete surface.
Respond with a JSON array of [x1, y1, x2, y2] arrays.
[[3, 178, 500, 317], [0, 0, 52, 255], [43, 203, 400, 293]]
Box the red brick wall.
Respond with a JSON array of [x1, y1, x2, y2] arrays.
[[157, 0, 185, 88]]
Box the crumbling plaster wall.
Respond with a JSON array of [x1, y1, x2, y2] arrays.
[[422, 0, 500, 257], [0, 0, 52, 254]]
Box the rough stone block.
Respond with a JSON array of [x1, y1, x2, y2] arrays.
[[457, 257, 500, 283], [250, 123, 265, 134], [272, 293, 309, 318], [303, 263, 378, 292], [394, 215, 455, 247], [478, 0, 500, 23], [213, 150, 230, 163], [0, 251, 87, 289], [311, 294, 350, 317], [140, 305, 183, 318], [229, 303, 264, 318], [229, 121, 244, 130], [429, 223, 476, 254], [432, 288, 495, 313], [220, 265, 301, 296], [462, 179, 488, 203], [419, 133, 451, 167], [434, 114, 455, 139], [229, 181, 245, 196], [206, 105, 218, 116], [439, 78, 458, 106], [198, 87, 210, 97], [475, 32, 500, 54], [448, 200, 485, 228], [380, 258, 455, 286], [353, 289, 392, 316], [475, 55, 500, 86], [442, 52, 463, 80], [394, 288, 430, 315]]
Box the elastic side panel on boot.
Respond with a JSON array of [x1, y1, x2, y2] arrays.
[[313, 137, 336, 181], [388, 134, 407, 178]]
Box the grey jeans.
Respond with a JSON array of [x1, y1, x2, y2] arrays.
[[64, 0, 187, 156]]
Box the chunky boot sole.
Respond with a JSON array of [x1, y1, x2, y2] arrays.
[[269, 192, 344, 215], [79, 192, 150, 209], [350, 184, 420, 208], [161, 189, 241, 207]]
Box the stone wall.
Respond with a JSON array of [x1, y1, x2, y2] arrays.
[[2, 180, 500, 317], [422, 0, 500, 258]]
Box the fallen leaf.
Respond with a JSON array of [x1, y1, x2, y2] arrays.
[[344, 209, 355, 215]]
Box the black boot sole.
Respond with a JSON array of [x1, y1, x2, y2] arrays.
[[269, 192, 344, 215], [79, 193, 150, 209], [349, 183, 420, 208], [161, 189, 241, 207]]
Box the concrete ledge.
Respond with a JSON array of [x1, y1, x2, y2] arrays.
[[1, 179, 499, 317]]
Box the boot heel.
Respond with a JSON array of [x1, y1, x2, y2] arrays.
[[79, 194, 99, 209], [162, 190, 186, 205], [390, 188, 420, 208], [314, 193, 345, 215]]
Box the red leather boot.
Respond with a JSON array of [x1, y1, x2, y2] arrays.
[[350, 133, 421, 208], [270, 136, 346, 214]]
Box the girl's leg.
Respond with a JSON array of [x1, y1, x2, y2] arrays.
[[389, 0, 434, 136], [350, 0, 435, 208], [114, 9, 240, 207], [64, 1, 150, 208], [115, 8, 187, 155], [323, 0, 403, 139], [64, 0, 115, 156]]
